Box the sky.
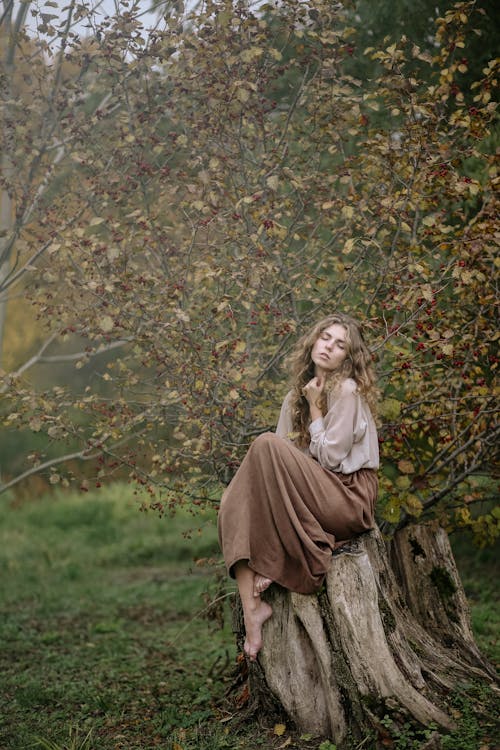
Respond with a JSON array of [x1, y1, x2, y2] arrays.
[[13, 0, 265, 42], [13, 0, 182, 38]]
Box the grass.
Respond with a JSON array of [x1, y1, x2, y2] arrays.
[[0, 485, 238, 750], [449, 528, 499, 665], [0, 485, 497, 750]]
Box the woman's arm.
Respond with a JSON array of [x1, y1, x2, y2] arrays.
[[308, 380, 364, 470]]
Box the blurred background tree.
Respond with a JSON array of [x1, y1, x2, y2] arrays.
[[1, 0, 498, 544]]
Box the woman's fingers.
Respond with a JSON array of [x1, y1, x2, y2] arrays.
[[303, 376, 324, 399]]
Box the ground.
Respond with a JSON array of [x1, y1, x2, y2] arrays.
[[0, 485, 497, 749]]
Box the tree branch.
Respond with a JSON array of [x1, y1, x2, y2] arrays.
[[1, 335, 133, 392], [0, 448, 99, 495]]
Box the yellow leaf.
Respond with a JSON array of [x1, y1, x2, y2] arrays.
[[404, 494, 423, 516], [99, 316, 114, 333], [381, 501, 401, 522], [398, 459, 415, 474], [396, 475, 411, 490], [379, 398, 401, 420], [343, 238, 355, 254], [421, 285, 434, 301], [266, 175, 279, 191], [341, 205, 354, 219], [241, 46, 263, 62], [29, 416, 42, 432], [236, 87, 250, 103], [274, 723, 286, 736]]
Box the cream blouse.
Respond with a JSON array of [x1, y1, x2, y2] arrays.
[[275, 378, 379, 474]]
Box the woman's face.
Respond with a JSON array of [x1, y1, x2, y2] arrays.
[[311, 323, 348, 375]]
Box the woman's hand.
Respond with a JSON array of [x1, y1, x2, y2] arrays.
[[302, 376, 325, 421]]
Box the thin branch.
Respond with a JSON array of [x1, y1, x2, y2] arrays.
[[421, 440, 498, 513], [36, 338, 133, 364], [0, 448, 100, 495], [1, 331, 59, 389], [1, 334, 133, 392]]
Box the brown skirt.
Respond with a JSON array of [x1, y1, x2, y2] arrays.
[[217, 432, 378, 594]]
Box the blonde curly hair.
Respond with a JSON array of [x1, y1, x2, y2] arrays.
[[287, 313, 378, 447]]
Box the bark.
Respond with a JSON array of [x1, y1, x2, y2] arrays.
[[231, 524, 497, 747]]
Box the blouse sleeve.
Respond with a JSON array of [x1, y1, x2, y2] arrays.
[[308, 379, 366, 470], [275, 391, 294, 439]]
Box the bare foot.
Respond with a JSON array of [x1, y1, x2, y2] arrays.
[[253, 574, 273, 597], [243, 600, 273, 661]]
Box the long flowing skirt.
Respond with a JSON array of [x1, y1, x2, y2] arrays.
[[217, 432, 378, 594]]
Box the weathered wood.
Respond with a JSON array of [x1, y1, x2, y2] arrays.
[[390, 523, 496, 678], [234, 524, 497, 747]]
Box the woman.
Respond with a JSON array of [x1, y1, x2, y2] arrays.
[[218, 313, 379, 661]]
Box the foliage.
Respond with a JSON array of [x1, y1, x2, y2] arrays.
[[0, 485, 497, 750], [0, 1, 498, 539], [346, 0, 500, 90]]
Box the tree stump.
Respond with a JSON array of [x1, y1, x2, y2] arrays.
[[233, 524, 497, 746]]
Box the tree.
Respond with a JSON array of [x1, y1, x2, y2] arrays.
[[0, 0, 498, 744]]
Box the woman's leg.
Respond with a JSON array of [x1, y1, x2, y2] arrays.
[[233, 560, 273, 661]]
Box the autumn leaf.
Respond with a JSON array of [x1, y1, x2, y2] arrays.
[[266, 175, 279, 191], [29, 416, 42, 432], [99, 316, 114, 333], [398, 459, 415, 474]]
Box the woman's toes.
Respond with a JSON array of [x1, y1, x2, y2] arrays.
[[253, 575, 273, 596]]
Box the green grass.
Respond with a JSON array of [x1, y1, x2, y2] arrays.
[[0, 485, 497, 750], [449, 529, 499, 665], [0, 486, 239, 750]]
